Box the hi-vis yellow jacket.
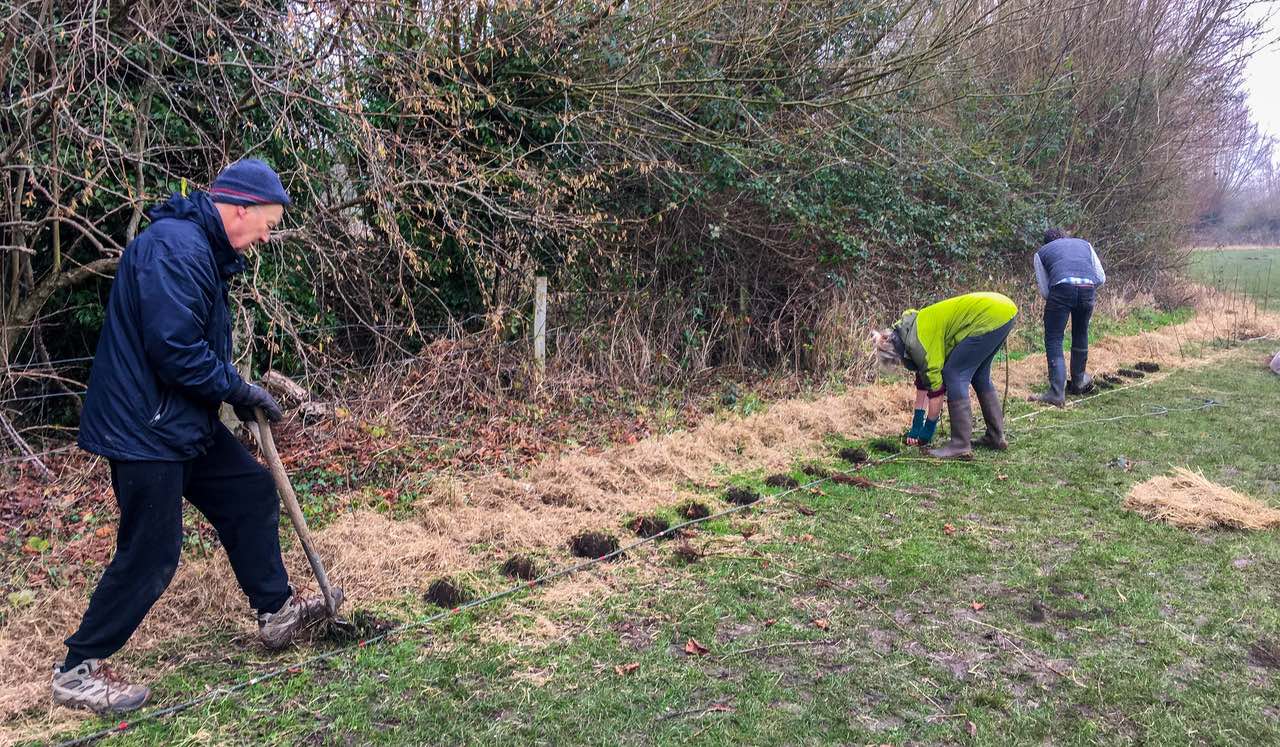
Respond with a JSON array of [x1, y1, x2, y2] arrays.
[[894, 292, 1018, 393]]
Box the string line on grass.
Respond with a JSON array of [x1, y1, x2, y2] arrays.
[[55, 453, 901, 747]]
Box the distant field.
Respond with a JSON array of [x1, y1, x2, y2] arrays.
[[1188, 246, 1280, 311]]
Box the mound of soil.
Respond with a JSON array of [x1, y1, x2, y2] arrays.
[[424, 577, 472, 608], [672, 540, 703, 564], [725, 487, 761, 505], [838, 446, 869, 464], [1117, 368, 1146, 378], [679, 501, 712, 520], [320, 609, 396, 643], [1134, 361, 1161, 373], [570, 531, 621, 559], [501, 555, 539, 580], [867, 437, 900, 454], [830, 473, 873, 488], [764, 474, 799, 489], [630, 515, 671, 539], [800, 463, 831, 478]]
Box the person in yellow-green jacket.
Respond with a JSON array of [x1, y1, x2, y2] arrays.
[[871, 292, 1019, 459]]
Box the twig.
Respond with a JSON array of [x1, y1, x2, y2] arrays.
[[966, 617, 1084, 687], [718, 639, 837, 660], [0, 409, 53, 481]]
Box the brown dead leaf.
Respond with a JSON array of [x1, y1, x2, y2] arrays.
[[796, 505, 816, 516], [705, 703, 734, 713], [684, 638, 710, 656], [943, 523, 956, 535], [813, 618, 830, 630], [763, 618, 777, 627], [967, 720, 978, 736], [614, 662, 640, 676], [970, 601, 985, 611], [94, 525, 114, 539], [796, 533, 815, 542]]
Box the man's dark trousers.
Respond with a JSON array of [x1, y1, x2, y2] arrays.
[[1043, 283, 1096, 397], [63, 425, 290, 667]]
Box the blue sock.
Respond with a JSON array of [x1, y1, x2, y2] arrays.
[[919, 418, 939, 443], [908, 409, 926, 439]]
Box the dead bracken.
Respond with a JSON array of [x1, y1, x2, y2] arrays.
[[424, 577, 471, 608], [501, 555, 539, 580], [630, 515, 671, 539], [679, 501, 712, 520], [725, 487, 761, 505], [838, 446, 869, 464], [764, 474, 799, 489], [1134, 361, 1161, 373], [570, 531, 621, 559]]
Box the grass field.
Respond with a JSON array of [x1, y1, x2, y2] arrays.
[[1189, 246, 1280, 311], [45, 342, 1280, 746]]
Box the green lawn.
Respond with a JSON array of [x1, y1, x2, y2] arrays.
[[48, 344, 1280, 746], [1188, 247, 1280, 311]]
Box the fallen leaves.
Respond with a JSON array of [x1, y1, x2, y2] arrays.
[[812, 618, 830, 630], [943, 523, 956, 535], [684, 638, 710, 656], [970, 601, 986, 611], [614, 662, 640, 676]]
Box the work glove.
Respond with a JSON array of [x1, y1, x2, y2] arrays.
[[227, 381, 284, 423]]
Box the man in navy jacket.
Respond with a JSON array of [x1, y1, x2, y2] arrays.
[[52, 160, 338, 714]]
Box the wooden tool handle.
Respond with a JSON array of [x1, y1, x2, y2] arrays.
[[255, 409, 341, 616]]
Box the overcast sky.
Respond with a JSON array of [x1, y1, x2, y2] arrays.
[[1244, 5, 1280, 141]]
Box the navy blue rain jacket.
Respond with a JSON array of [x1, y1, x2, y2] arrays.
[[78, 192, 248, 461]]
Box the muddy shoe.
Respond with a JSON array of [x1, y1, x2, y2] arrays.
[[51, 659, 150, 714], [258, 587, 344, 650]]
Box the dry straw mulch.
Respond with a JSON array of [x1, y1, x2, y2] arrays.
[[1125, 467, 1280, 530], [3, 289, 1279, 741]]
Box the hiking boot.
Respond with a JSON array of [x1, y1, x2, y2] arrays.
[[258, 587, 344, 650], [51, 659, 150, 714], [928, 397, 974, 460], [974, 389, 1007, 450]]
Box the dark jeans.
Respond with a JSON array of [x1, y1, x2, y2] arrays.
[[64, 425, 290, 666], [942, 318, 1017, 395], [1044, 286, 1095, 386], [1044, 284, 1095, 373]]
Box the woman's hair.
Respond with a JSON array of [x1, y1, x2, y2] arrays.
[[870, 327, 903, 369]]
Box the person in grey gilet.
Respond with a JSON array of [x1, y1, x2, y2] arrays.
[[1028, 228, 1105, 406]]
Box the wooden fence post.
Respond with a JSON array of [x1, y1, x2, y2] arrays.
[[534, 275, 547, 375]]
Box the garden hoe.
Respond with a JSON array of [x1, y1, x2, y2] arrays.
[[255, 408, 357, 638]]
